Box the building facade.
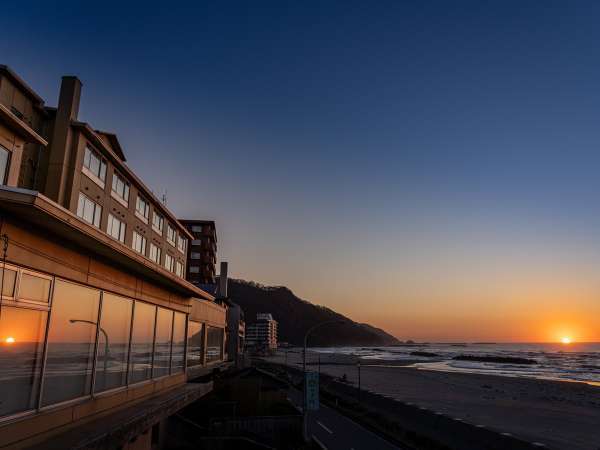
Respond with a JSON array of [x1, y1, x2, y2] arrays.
[[179, 220, 217, 285], [0, 65, 228, 449], [245, 313, 278, 353]]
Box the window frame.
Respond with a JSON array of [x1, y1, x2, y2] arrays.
[[149, 242, 162, 265], [77, 192, 102, 228], [107, 213, 126, 243], [152, 212, 164, 236], [166, 224, 176, 246], [177, 235, 187, 254], [82, 146, 107, 188], [110, 170, 130, 207], [135, 196, 150, 224], [164, 253, 175, 272], [0, 144, 12, 185], [132, 231, 147, 256]]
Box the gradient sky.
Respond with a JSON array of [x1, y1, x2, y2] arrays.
[[3, 1, 600, 342]]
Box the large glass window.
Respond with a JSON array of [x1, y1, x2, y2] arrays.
[[129, 301, 156, 383], [0, 266, 17, 297], [171, 312, 186, 373], [77, 192, 102, 228], [83, 146, 107, 185], [0, 306, 46, 416], [111, 171, 130, 205], [95, 293, 132, 393], [18, 272, 51, 303], [186, 321, 203, 367], [42, 280, 100, 406], [0, 144, 10, 185], [107, 214, 126, 243], [206, 326, 224, 363], [153, 308, 173, 378]]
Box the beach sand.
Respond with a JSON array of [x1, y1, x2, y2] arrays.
[[267, 351, 600, 450]]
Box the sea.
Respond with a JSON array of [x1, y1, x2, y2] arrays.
[[313, 342, 600, 386]]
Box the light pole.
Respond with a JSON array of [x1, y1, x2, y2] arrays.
[[302, 320, 346, 441], [70, 319, 110, 377], [357, 360, 361, 402]]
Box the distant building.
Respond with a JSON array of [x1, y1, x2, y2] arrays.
[[180, 219, 217, 284], [246, 313, 278, 353]]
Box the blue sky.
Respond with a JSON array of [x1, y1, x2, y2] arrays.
[[3, 1, 600, 340]]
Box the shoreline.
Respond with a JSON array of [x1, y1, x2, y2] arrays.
[[267, 350, 600, 449]]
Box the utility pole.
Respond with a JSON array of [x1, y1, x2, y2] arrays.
[[357, 361, 361, 403]]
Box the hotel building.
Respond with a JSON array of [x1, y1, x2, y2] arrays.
[[0, 65, 227, 449]]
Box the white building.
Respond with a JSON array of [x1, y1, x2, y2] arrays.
[[246, 313, 278, 352]]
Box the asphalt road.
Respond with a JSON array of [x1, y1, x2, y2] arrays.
[[287, 387, 403, 450]]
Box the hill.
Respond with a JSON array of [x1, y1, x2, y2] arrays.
[[228, 279, 399, 347]]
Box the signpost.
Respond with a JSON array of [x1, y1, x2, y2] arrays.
[[305, 371, 319, 410]]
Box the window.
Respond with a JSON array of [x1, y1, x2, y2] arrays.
[[42, 280, 101, 406], [135, 196, 149, 223], [18, 272, 51, 303], [83, 146, 107, 186], [77, 192, 102, 228], [206, 326, 224, 363], [0, 267, 17, 297], [175, 261, 184, 278], [177, 235, 187, 254], [191, 239, 202, 246], [152, 212, 164, 235], [153, 308, 173, 378], [166, 224, 176, 246], [190, 252, 201, 260], [0, 306, 46, 416], [171, 312, 186, 373], [191, 225, 202, 233], [111, 171, 130, 205], [132, 231, 147, 255], [107, 214, 126, 243], [164, 253, 175, 272], [129, 301, 156, 383], [189, 266, 200, 274], [186, 321, 203, 367], [0, 144, 10, 185], [149, 243, 161, 264], [95, 293, 133, 393]]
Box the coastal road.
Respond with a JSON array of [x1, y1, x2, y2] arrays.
[[287, 387, 404, 450]]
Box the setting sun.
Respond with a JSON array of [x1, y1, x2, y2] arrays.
[[561, 337, 571, 344], [4, 336, 15, 344]]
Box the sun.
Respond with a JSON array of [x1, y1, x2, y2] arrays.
[[561, 337, 571, 344], [4, 336, 15, 344]]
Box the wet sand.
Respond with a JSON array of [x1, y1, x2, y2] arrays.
[[267, 350, 600, 450]]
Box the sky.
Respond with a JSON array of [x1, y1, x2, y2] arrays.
[[3, 1, 600, 342]]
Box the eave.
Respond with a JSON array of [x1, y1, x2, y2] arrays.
[[0, 103, 48, 146], [0, 186, 214, 301]]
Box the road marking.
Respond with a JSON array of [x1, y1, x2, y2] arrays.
[[317, 421, 333, 434], [312, 435, 328, 449]]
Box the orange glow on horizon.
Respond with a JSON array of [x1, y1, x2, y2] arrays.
[[4, 336, 15, 344]]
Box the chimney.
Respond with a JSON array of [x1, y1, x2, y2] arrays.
[[56, 76, 82, 121], [44, 75, 83, 205], [219, 261, 228, 298]]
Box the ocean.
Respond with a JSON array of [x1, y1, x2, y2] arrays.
[[313, 342, 600, 385]]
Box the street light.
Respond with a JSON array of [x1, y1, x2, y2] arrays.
[[302, 319, 347, 441], [69, 319, 110, 377]]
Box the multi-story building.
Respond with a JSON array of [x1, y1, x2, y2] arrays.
[[179, 219, 217, 285], [246, 313, 278, 353], [0, 65, 228, 450]]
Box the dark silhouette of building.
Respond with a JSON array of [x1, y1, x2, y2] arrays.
[[180, 219, 217, 284]]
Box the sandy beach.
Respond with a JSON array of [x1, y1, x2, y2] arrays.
[[266, 350, 600, 450]]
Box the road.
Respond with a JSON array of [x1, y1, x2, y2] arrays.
[[287, 387, 404, 450]]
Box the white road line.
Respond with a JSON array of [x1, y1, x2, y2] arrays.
[[317, 420, 334, 434]]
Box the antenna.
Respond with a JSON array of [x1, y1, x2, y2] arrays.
[[162, 189, 167, 206]]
